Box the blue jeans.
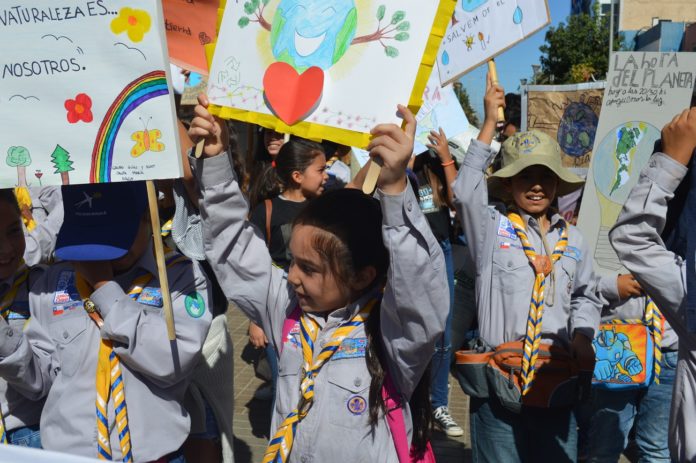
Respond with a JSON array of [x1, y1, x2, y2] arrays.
[[7, 424, 41, 448], [588, 350, 678, 463], [430, 239, 454, 409], [470, 397, 578, 462]]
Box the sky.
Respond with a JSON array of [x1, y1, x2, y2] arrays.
[[457, 1, 572, 122]]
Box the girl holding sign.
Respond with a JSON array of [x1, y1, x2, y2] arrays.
[[189, 95, 447, 462]]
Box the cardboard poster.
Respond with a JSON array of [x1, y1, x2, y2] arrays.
[[0, 1, 182, 188], [181, 72, 209, 105], [577, 52, 696, 275], [162, 0, 218, 75], [437, 0, 550, 85], [207, 0, 456, 148], [414, 68, 470, 154], [522, 82, 605, 169]]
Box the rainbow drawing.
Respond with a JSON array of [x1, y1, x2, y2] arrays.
[[90, 70, 169, 182]]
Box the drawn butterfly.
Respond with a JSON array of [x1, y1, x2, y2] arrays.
[[131, 117, 165, 158]]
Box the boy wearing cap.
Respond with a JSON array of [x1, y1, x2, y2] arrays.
[[0, 182, 212, 461], [453, 77, 601, 461]]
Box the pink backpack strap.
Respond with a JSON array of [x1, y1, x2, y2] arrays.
[[280, 306, 302, 353], [382, 374, 435, 463]]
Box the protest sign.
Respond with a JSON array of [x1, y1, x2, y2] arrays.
[[522, 82, 605, 169], [181, 72, 209, 105], [0, 1, 182, 188], [162, 0, 218, 75], [437, 0, 550, 85], [414, 68, 470, 154], [577, 51, 696, 276], [206, 0, 456, 148]]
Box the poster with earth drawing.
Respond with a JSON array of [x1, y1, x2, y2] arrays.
[[577, 52, 696, 276]]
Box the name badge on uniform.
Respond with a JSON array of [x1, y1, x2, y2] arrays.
[[497, 217, 518, 240], [333, 337, 368, 360], [137, 287, 163, 308], [53, 270, 79, 305], [563, 246, 582, 261]]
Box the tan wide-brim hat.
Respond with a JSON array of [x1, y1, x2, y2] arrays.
[[488, 130, 585, 199]]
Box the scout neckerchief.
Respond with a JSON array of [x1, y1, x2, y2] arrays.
[[262, 298, 377, 463], [76, 252, 187, 461], [605, 296, 665, 384], [507, 212, 569, 396], [0, 264, 30, 443], [13, 187, 35, 232]]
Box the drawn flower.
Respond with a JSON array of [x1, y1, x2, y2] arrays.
[[64, 93, 93, 124], [111, 7, 151, 43]]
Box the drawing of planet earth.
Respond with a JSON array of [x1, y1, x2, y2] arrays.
[[592, 121, 660, 204], [557, 102, 598, 157], [271, 0, 357, 71]]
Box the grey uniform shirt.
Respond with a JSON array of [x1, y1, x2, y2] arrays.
[[24, 187, 63, 266], [192, 152, 448, 463], [453, 139, 602, 348], [609, 152, 696, 462], [0, 266, 49, 432], [596, 275, 678, 350], [0, 246, 212, 461]]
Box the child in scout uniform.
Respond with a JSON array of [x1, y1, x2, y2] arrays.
[[453, 76, 601, 462], [610, 107, 696, 462], [0, 182, 212, 462], [16, 186, 63, 266], [584, 273, 677, 462], [188, 95, 448, 462], [0, 190, 48, 448]]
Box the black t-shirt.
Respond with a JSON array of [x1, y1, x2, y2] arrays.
[[249, 196, 307, 270], [414, 170, 451, 242]]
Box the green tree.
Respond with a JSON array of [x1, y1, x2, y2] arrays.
[[6, 146, 31, 187], [453, 82, 480, 127], [50, 144, 74, 185], [538, 8, 623, 84]]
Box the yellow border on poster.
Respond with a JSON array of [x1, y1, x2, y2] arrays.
[[204, 0, 456, 148]]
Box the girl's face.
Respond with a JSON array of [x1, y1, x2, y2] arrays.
[[288, 224, 348, 313], [295, 154, 328, 199], [0, 202, 25, 280], [264, 130, 285, 158], [506, 165, 558, 216]]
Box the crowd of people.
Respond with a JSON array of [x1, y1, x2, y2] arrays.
[[1, 69, 696, 463]]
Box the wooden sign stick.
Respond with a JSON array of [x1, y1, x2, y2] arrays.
[[487, 59, 506, 127], [362, 160, 382, 195], [146, 180, 176, 341], [194, 139, 205, 158]]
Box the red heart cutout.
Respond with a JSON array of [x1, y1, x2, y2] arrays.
[[263, 62, 324, 126]]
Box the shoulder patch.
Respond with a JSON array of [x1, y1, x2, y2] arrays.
[[137, 287, 163, 308], [497, 217, 518, 240], [332, 337, 367, 360], [563, 246, 582, 261], [53, 270, 79, 305], [184, 292, 206, 318]]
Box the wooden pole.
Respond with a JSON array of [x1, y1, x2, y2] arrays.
[[146, 180, 176, 341], [487, 59, 506, 126], [194, 139, 205, 158], [362, 160, 382, 195]]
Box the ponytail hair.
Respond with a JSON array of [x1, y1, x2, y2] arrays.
[[248, 138, 325, 209]]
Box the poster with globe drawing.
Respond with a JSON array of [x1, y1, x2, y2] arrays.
[[577, 52, 696, 276], [207, 0, 456, 148], [522, 82, 605, 170], [437, 0, 550, 85], [0, 1, 182, 188]]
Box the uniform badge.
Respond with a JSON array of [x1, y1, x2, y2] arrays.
[[137, 287, 163, 308], [497, 217, 518, 240], [184, 292, 206, 318], [333, 338, 367, 360], [346, 395, 367, 415], [53, 270, 79, 305], [286, 322, 301, 349]]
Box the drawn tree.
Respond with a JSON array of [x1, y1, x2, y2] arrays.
[[6, 146, 31, 187], [50, 144, 74, 185], [237, 1, 410, 59]]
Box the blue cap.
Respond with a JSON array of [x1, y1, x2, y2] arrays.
[[55, 182, 148, 261]]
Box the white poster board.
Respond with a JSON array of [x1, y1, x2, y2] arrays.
[[0, 1, 182, 187], [577, 52, 696, 276], [437, 0, 550, 85]]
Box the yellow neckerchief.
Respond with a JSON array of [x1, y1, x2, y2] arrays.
[[262, 298, 378, 463], [13, 187, 35, 232], [507, 212, 569, 396], [0, 263, 30, 444]]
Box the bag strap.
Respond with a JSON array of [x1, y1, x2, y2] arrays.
[[264, 199, 272, 248]]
